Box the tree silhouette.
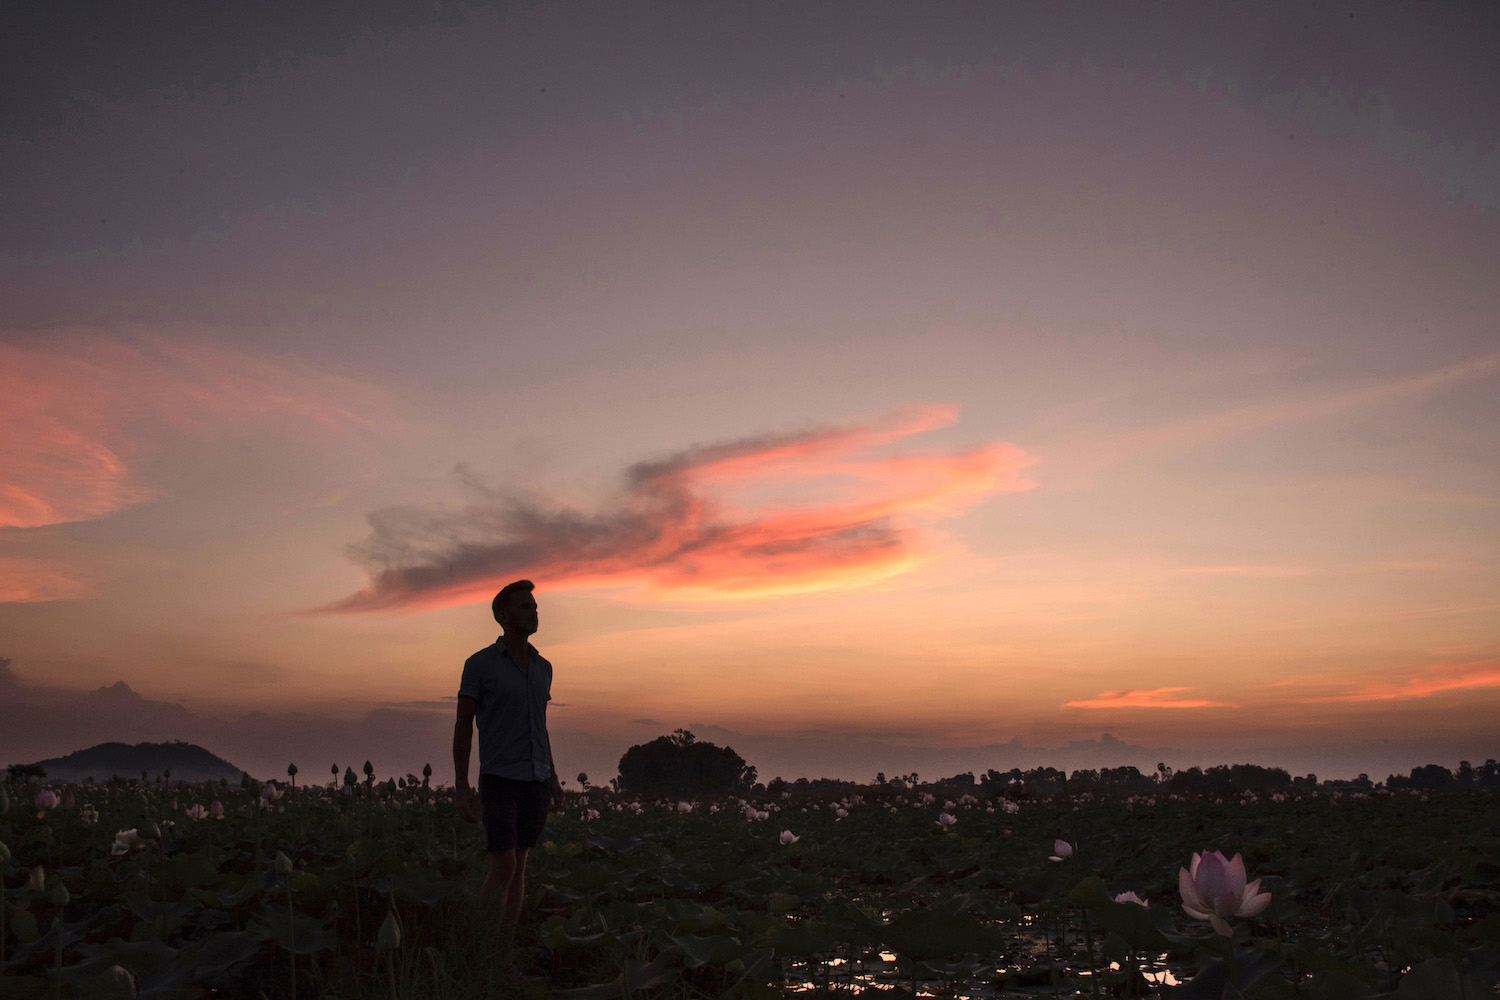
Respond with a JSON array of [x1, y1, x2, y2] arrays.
[[616, 729, 756, 799]]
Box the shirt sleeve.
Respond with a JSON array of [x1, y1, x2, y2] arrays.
[[457, 655, 483, 704]]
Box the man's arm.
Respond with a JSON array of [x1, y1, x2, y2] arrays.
[[453, 696, 478, 821], [548, 736, 562, 797]]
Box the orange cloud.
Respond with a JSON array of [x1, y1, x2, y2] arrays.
[[1065, 687, 1230, 709], [320, 404, 1034, 612], [0, 331, 395, 531], [1296, 659, 1500, 703]]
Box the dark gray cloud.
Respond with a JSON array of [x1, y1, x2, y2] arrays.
[[319, 408, 1020, 612]]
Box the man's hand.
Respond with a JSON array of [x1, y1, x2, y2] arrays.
[[456, 783, 478, 823], [549, 773, 563, 800]]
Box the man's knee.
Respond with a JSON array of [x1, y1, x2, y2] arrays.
[[488, 849, 519, 881]]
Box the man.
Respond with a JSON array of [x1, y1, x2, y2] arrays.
[[454, 578, 563, 949]]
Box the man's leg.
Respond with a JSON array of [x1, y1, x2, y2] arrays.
[[481, 849, 517, 898], [503, 847, 529, 931]]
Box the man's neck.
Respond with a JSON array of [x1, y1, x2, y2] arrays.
[[502, 633, 531, 661]]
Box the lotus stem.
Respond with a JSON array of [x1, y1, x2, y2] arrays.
[[287, 878, 297, 1000], [1080, 906, 1099, 998]]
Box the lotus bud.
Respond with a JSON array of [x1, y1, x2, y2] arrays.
[[99, 965, 137, 1000], [274, 851, 294, 875], [49, 880, 70, 907], [27, 865, 45, 893], [377, 908, 401, 951], [140, 820, 161, 841], [0, 840, 10, 863], [210, 799, 224, 819]]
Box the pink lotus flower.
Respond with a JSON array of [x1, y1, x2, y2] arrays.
[[185, 804, 208, 820], [34, 789, 59, 816], [677, 801, 693, 813], [1179, 850, 1272, 936], [1048, 839, 1074, 862], [260, 781, 283, 803], [1114, 891, 1148, 906], [936, 812, 958, 830], [779, 830, 799, 845], [210, 799, 224, 819]]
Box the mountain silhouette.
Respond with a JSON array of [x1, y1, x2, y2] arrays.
[[25, 740, 247, 784]]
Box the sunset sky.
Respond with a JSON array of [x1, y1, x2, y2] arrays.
[[3, 1, 1498, 784]]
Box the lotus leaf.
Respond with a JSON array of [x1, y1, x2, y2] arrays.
[[669, 932, 747, 967], [878, 908, 1005, 961]]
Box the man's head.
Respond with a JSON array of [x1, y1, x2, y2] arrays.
[[492, 579, 538, 636]]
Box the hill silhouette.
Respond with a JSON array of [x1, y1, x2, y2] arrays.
[[26, 740, 247, 783]]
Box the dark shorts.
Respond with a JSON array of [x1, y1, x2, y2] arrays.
[[478, 774, 552, 853]]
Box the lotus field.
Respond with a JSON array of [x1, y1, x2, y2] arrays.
[[1, 771, 1497, 999]]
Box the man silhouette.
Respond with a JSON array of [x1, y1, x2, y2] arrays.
[[454, 579, 562, 952]]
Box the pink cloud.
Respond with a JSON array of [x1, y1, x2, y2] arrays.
[[0, 330, 401, 600], [319, 404, 1034, 611], [1065, 687, 1230, 710]]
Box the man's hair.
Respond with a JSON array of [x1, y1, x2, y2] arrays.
[[492, 579, 535, 623]]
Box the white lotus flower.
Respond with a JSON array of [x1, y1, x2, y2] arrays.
[[112, 829, 145, 855], [1179, 850, 1272, 936], [1048, 839, 1074, 862], [779, 830, 799, 845]]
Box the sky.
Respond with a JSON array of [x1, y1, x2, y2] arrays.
[[3, 1, 1498, 785]]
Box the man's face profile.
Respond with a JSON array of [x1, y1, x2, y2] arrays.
[[500, 590, 539, 637]]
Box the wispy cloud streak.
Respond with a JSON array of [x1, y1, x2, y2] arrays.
[[1065, 687, 1230, 710], [1295, 660, 1500, 703], [1051, 349, 1500, 482], [321, 405, 1033, 612]]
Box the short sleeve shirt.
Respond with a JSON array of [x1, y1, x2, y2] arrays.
[[457, 639, 553, 782]]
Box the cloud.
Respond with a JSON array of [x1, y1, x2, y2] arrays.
[[1065, 687, 1231, 710], [0, 330, 402, 599], [1295, 659, 1500, 704], [319, 404, 1033, 612]]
